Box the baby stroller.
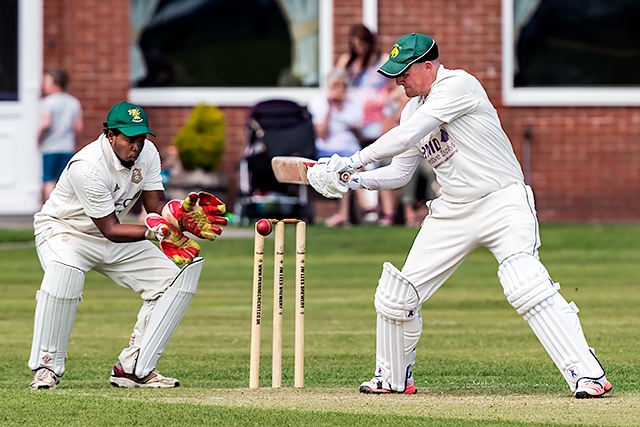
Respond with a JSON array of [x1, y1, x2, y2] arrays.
[[236, 99, 316, 224]]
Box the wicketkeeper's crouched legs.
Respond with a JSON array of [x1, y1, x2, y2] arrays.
[[365, 262, 421, 393], [118, 257, 204, 378], [498, 252, 608, 392], [29, 261, 85, 376]]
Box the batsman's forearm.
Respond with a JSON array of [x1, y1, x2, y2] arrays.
[[359, 155, 420, 190], [358, 113, 442, 165]]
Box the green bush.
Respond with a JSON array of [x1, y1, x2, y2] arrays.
[[174, 104, 226, 171]]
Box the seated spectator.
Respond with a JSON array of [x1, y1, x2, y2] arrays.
[[307, 68, 366, 226], [337, 23, 394, 224]]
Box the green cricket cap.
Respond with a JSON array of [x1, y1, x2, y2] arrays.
[[378, 33, 439, 78], [106, 101, 155, 136]]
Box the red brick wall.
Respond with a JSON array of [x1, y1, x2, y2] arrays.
[[44, 0, 131, 148], [44, 0, 640, 221], [144, 106, 247, 209]]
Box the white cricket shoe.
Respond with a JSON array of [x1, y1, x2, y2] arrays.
[[359, 376, 417, 394], [29, 367, 59, 390], [109, 362, 180, 388], [574, 377, 612, 398]]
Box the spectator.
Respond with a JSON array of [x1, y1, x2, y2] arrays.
[[38, 69, 83, 203], [307, 68, 363, 226], [337, 24, 394, 224]]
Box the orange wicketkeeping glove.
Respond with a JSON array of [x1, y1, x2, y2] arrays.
[[163, 192, 228, 241], [145, 213, 201, 265]]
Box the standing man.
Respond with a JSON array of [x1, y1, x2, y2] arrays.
[[38, 69, 84, 203], [308, 33, 611, 399], [29, 101, 228, 389]]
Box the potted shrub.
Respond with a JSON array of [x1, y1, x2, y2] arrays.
[[171, 104, 227, 191]]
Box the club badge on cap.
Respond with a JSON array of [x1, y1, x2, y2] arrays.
[[378, 33, 439, 78]]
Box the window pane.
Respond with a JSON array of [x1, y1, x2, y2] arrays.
[[514, 0, 640, 87], [133, 0, 319, 88], [0, 0, 18, 101]]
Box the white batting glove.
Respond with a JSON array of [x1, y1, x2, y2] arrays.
[[307, 155, 362, 199]]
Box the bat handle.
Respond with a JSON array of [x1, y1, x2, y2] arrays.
[[339, 171, 352, 182]]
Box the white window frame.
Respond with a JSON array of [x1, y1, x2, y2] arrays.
[[129, 1, 333, 107], [502, 0, 640, 106]]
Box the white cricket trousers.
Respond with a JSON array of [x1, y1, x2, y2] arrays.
[[402, 182, 539, 302], [35, 224, 179, 300], [34, 224, 181, 372]]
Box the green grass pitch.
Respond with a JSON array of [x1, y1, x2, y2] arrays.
[[0, 224, 638, 426]]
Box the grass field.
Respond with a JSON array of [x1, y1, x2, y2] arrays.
[[0, 223, 639, 426]]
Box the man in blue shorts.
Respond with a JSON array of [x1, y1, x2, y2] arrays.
[[38, 69, 83, 203]]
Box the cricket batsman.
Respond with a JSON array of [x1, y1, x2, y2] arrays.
[[28, 101, 228, 389], [308, 33, 611, 398]]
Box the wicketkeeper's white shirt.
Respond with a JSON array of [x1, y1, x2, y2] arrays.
[[34, 134, 164, 236]]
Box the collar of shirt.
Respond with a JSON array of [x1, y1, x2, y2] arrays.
[[99, 134, 132, 172]]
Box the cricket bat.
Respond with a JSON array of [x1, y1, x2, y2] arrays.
[[271, 156, 317, 185]]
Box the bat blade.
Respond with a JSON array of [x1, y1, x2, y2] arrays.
[[271, 156, 317, 185]]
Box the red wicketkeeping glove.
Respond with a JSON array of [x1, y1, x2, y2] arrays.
[[163, 192, 228, 240], [145, 213, 201, 265]]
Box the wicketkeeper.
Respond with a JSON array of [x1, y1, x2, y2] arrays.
[[28, 101, 228, 389], [307, 33, 611, 398]]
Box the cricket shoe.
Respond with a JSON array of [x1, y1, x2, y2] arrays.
[[109, 362, 180, 388], [359, 376, 417, 394], [29, 367, 60, 390], [574, 377, 612, 399]]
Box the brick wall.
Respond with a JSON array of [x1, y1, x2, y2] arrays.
[[44, 0, 131, 148], [44, 0, 640, 222], [144, 106, 247, 209]]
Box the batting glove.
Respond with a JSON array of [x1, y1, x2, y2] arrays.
[[162, 192, 228, 241], [145, 213, 201, 265], [307, 154, 362, 199]]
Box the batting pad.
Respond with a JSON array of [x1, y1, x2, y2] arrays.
[[373, 262, 421, 392], [498, 252, 604, 390], [29, 261, 85, 376], [134, 257, 203, 378]]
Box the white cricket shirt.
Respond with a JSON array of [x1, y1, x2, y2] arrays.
[[34, 134, 164, 236], [359, 65, 524, 202]]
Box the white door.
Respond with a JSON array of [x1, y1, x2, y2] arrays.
[[0, 0, 42, 214]]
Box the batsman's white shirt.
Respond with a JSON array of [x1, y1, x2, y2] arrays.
[[359, 65, 524, 202], [357, 65, 538, 300], [35, 134, 164, 236]]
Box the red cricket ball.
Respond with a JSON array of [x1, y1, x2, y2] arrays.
[[256, 219, 273, 236]]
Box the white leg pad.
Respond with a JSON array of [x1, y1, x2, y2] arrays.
[[498, 253, 604, 390], [133, 257, 204, 378], [29, 261, 85, 376], [373, 262, 421, 392]]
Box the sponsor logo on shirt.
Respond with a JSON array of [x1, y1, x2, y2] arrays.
[[114, 189, 142, 214], [420, 128, 458, 168], [114, 183, 120, 193]]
